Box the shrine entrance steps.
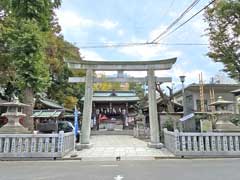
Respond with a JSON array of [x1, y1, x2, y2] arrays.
[[63, 135, 174, 161]]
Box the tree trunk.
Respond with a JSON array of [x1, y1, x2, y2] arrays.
[[23, 87, 34, 131], [156, 84, 174, 113]]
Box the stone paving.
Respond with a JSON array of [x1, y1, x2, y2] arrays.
[[64, 135, 174, 161]]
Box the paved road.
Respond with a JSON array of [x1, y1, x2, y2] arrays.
[[0, 159, 240, 180]]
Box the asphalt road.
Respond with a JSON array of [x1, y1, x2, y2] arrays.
[[0, 159, 240, 180]]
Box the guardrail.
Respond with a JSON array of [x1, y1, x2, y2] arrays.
[[164, 128, 240, 157], [0, 131, 75, 158]]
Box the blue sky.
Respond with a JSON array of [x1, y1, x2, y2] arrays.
[[56, 0, 235, 89]]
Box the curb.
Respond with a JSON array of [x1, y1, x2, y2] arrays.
[[62, 155, 175, 161]]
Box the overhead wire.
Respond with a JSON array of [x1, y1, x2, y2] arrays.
[[72, 0, 216, 49], [155, 0, 216, 42], [149, 0, 201, 43], [78, 42, 208, 49]]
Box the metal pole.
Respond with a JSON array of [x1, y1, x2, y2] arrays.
[[179, 75, 185, 132]]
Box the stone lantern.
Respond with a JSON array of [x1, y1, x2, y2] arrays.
[[209, 96, 240, 132], [0, 97, 31, 134]]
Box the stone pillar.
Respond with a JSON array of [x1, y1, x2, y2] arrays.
[[147, 69, 162, 148], [81, 69, 93, 148], [234, 96, 239, 114]]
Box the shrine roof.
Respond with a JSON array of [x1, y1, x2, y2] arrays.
[[94, 91, 137, 97], [39, 99, 64, 109], [32, 109, 64, 118], [81, 91, 140, 102]]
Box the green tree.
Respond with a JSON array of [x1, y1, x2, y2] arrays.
[[205, 0, 240, 81], [129, 82, 145, 109], [93, 74, 121, 91], [0, 1, 83, 129]]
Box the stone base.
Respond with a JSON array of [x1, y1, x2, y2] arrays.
[[215, 120, 240, 132], [0, 125, 31, 134], [76, 143, 93, 151], [147, 142, 163, 149], [70, 151, 78, 158]]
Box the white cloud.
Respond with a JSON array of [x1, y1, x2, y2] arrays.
[[168, 11, 178, 18], [80, 50, 106, 61], [56, 10, 119, 31], [117, 29, 124, 36], [149, 25, 168, 41], [118, 42, 182, 60], [57, 10, 94, 30], [191, 16, 209, 43], [117, 26, 182, 59], [99, 19, 118, 30]]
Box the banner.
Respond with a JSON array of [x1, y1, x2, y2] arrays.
[[179, 113, 194, 122]]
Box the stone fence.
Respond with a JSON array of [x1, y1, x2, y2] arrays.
[[0, 131, 75, 159], [164, 128, 240, 157]]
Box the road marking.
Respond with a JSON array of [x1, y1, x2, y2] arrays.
[[114, 175, 124, 180], [100, 164, 119, 167]]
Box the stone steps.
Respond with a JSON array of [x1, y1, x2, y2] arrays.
[[91, 129, 134, 136]]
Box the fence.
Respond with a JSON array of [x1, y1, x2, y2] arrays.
[[164, 128, 240, 157], [0, 131, 75, 158]]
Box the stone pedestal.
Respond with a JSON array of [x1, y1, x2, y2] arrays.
[[0, 116, 30, 134], [147, 142, 163, 149], [0, 99, 31, 134], [76, 143, 93, 151], [214, 113, 240, 132]]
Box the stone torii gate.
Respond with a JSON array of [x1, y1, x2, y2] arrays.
[[68, 58, 177, 148]]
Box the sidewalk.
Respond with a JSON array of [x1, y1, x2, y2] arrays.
[[64, 135, 174, 161]]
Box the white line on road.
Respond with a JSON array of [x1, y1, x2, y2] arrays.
[[100, 164, 119, 167], [114, 175, 124, 180]]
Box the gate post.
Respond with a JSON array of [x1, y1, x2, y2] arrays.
[[80, 68, 93, 148], [147, 69, 163, 148]]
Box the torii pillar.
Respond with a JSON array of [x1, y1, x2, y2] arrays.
[[147, 69, 161, 148], [81, 69, 94, 148]]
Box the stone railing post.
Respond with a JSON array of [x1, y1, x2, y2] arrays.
[[57, 131, 64, 153], [174, 129, 180, 153]]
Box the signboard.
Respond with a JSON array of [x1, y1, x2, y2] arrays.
[[200, 119, 213, 132], [179, 113, 194, 122]]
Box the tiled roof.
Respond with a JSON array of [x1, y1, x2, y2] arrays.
[[32, 110, 64, 118], [81, 91, 140, 102], [39, 99, 64, 109]]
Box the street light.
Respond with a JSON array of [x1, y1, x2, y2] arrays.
[[179, 75, 186, 113], [179, 75, 186, 132], [179, 75, 186, 84]]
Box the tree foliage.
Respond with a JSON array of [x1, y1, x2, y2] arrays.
[[0, 0, 83, 109], [93, 74, 121, 91], [205, 0, 240, 81]]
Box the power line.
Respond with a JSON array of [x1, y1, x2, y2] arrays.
[[78, 42, 208, 49], [76, 0, 215, 49], [149, 0, 201, 43], [156, 0, 216, 42]]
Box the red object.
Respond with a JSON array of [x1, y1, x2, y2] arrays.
[[0, 116, 8, 126], [19, 116, 24, 125], [99, 114, 108, 122]]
